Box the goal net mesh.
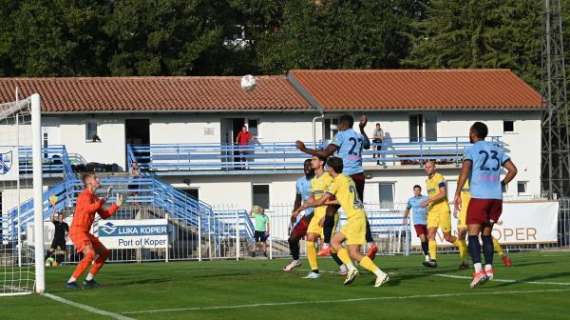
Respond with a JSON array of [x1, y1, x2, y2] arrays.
[[0, 97, 36, 296]]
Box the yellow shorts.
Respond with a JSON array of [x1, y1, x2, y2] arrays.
[[340, 215, 366, 245], [427, 209, 452, 233], [307, 206, 326, 235]]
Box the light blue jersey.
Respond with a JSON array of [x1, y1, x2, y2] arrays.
[[331, 128, 364, 176], [296, 176, 313, 216], [464, 140, 510, 200], [407, 195, 428, 225]]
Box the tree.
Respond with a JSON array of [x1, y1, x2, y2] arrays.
[[103, 0, 246, 76], [404, 0, 543, 89], [0, 0, 111, 76], [255, 0, 423, 74]]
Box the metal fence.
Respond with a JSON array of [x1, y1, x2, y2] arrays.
[[36, 198, 570, 266]]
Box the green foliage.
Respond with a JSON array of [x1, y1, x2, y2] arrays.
[[0, 0, 558, 86], [404, 0, 543, 89]]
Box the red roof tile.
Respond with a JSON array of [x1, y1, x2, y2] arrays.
[[288, 69, 544, 111], [0, 76, 310, 113]]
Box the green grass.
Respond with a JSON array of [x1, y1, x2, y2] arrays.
[[1, 252, 570, 320]]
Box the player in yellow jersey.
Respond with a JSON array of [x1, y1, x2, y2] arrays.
[[293, 157, 389, 287], [301, 155, 344, 279], [421, 160, 465, 268], [455, 180, 512, 269]]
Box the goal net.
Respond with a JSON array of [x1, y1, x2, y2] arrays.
[[0, 94, 44, 296]]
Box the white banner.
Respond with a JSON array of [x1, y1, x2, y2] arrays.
[[96, 219, 168, 249], [411, 200, 559, 246], [0, 146, 18, 181]]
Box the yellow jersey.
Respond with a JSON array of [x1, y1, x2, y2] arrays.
[[327, 174, 365, 220], [311, 172, 333, 200], [425, 172, 450, 212]]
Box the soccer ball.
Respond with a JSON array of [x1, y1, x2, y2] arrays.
[[45, 257, 57, 268], [240, 74, 256, 92]]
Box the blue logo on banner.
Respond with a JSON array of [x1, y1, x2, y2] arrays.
[[99, 222, 167, 237], [0, 151, 12, 175]]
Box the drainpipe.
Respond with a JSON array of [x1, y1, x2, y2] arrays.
[[312, 114, 324, 148]]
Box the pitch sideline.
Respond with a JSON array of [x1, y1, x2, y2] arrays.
[[44, 292, 137, 320]]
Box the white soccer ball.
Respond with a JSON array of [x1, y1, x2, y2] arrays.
[[45, 257, 55, 268], [240, 74, 257, 92]]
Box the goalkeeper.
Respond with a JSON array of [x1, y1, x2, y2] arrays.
[[66, 173, 123, 289]]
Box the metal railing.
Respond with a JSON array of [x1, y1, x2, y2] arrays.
[[12, 145, 75, 179], [128, 136, 502, 174], [2, 176, 242, 242]]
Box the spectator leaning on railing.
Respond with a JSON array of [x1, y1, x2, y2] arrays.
[[372, 123, 384, 165]]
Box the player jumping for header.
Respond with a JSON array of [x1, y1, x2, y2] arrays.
[[296, 114, 378, 259], [293, 157, 389, 287], [454, 122, 517, 288], [67, 173, 123, 289]]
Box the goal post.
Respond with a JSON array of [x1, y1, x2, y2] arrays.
[[31, 94, 45, 294], [0, 93, 44, 296]]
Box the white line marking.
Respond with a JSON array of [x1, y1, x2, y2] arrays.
[[122, 288, 570, 315], [435, 274, 570, 286], [44, 293, 136, 320]]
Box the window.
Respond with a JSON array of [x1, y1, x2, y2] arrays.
[[177, 188, 199, 201], [86, 120, 99, 142], [409, 114, 423, 142], [409, 114, 437, 142], [503, 120, 514, 133], [517, 181, 528, 195], [424, 114, 438, 141], [379, 182, 394, 209], [324, 118, 339, 141], [252, 184, 270, 209]]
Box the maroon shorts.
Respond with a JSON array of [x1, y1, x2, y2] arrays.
[[467, 198, 503, 225], [291, 215, 311, 238], [350, 173, 365, 201], [413, 224, 428, 237]]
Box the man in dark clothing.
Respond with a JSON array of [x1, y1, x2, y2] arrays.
[[49, 212, 69, 265]]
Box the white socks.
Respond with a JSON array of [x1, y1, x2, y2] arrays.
[[474, 262, 483, 273], [67, 276, 77, 284], [85, 273, 95, 281]]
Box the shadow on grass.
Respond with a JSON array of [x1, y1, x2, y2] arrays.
[[492, 272, 570, 288]]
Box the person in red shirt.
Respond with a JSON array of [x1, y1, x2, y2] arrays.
[[235, 125, 252, 168], [66, 173, 123, 289]]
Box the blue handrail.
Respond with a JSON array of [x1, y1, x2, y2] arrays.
[[3, 175, 253, 242], [129, 136, 503, 173]]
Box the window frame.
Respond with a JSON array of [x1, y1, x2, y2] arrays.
[[85, 120, 99, 143], [378, 182, 395, 210]]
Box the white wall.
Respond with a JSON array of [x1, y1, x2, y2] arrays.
[[54, 115, 126, 168], [150, 114, 221, 144]]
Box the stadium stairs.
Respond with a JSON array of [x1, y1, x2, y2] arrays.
[[3, 148, 255, 257]]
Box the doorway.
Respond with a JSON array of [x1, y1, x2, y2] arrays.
[[125, 119, 150, 168], [220, 118, 258, 168]]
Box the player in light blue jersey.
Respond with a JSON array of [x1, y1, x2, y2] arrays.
[[283, 159, 314, 272], [295, 114, 378, 259], [454, 122, 517, 288], [402, 185, 430, 263]]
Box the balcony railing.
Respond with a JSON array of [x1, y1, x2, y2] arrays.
[[129, 136, 502, 175]]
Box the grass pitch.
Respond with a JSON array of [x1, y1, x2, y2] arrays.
[[1, 252, 569, 320]]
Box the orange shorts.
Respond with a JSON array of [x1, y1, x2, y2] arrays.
[[70, 232, 104, 253]]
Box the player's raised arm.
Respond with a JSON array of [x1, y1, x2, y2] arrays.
[[296, 141, 337, 158], [97, 194, 123, 219], [359, 115, 371, 150]]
